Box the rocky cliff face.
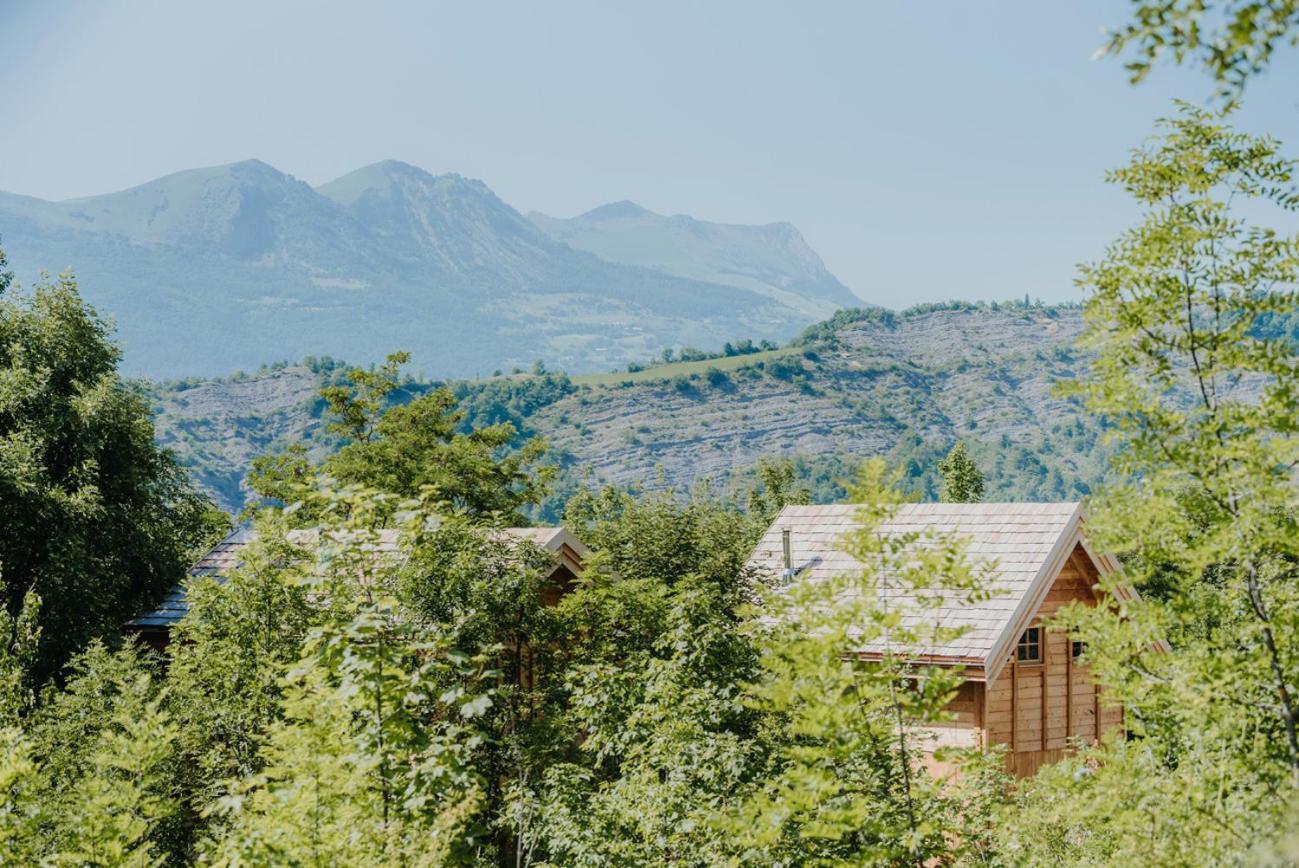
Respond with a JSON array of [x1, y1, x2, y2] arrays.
[[151, 304, 1104, 512], [531, 306, 1091, 491], [152, 367, 326, 509]]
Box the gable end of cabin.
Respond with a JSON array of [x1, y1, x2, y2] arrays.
[[973, 541, 1124, 777]]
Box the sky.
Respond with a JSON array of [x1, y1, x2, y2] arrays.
[[2, 0, 1299, 308]]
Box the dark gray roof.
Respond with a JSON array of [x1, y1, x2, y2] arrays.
[[127, 528, 255, 629]]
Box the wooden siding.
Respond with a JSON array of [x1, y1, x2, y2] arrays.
[[945, 542, 1124, 778]]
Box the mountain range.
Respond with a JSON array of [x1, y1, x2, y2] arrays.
[[0, 160, 859, 378]]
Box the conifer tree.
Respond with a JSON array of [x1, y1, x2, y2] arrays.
[[938, 441, 985, 503]]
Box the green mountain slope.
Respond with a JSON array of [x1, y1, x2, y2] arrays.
[[150, 303, 1110, 513], [0, 160, 854, 378]]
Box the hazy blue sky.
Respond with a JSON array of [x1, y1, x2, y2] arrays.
[[2, 1, 1298, 308]]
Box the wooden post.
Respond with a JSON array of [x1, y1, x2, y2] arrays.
[[1010, 656, 1018, 764], [1065, 640, 1073, 742], [1094, 680, 1101, 741], [1040, 636, 1048, 752], [976, 681, 986, 749]]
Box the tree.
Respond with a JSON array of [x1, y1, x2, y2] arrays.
[[205, 486, 497, 865], [746, 457, 811, 524], [535, 577, 760, 866], [248, 352, 550, 524], [562, 480, 762, 611], [0, 255, 226, 682], [534, 461, 999, 866], [0, 642, 184, 862], [162, 513, 317, 859], [0, 725, 41, 864], [397, 514, 568, 861], [1102, 0, 1299, 97], [1013, 104, 1299, 862], [716, 459, 992, 865], [49, 672, 180, 866], [938, 441, 985, 503], [0, 589, 40, 725], [526, 481, 769, 865]]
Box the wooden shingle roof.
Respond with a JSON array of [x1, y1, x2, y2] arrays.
[[747, 502, 1106, 681]]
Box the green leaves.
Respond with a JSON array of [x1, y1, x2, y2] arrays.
[[202, 487, 499, 865], [0, 255, 223, 683], [53, 675, 179, 867], [0, 588, 39, 725], [249, 353, 552, 525], [1102, 1, 1299, 98], [534, 460, 999, 866], [716, 459, 990, 866], [938, 441, 985, 503], [1015, 105, 1299, 862], [0, 645, 182, 864]]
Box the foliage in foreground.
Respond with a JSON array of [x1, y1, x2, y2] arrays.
[[1104, 0, 1299, 97], [996, 103, 1299, 866], [248, 351, 552, 525], [0, 252, 226, 685], [530, 461, 1002, 866]]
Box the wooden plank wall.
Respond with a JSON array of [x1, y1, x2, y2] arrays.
[[976, 543, 1124, 777]]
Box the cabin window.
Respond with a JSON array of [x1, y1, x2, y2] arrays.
[[1071, 640, 1086, 659], [1017, 627, 1042, 663]]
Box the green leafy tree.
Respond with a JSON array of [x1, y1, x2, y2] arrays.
[[1103, 0, 1299, 97], [50, 673, 180, 866], [206, 486, 496, 865], [534, 462, 998, 866], [1010, 104, 1299, 863], [0, 725, 41, 864], [162, 513, 316, 859], [0, 642, 182, 862], [0, 255, 225, 681], [746, 456, 812, 524], [527, 482, 768, 865], [716, 459, 991, 865], [563, 481, 763, 611], [397, 514, 568, 860], [938, 441, 985, 503], [0, 588, 40, 724], [535, 578, 760, 866], [249, 352, 550, 524]]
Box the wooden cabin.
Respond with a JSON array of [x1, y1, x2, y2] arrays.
[[747, 502, 1135, 778], [127, 525, 589, 652]]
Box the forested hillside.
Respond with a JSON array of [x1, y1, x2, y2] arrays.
[[151, 301, 1109, 514]]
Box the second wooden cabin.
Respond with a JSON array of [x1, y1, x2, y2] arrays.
[[748, 502, 1134, 777], [127, 525, 589, 652]]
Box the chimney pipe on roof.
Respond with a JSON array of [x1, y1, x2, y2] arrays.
[[781, 527, 794, 585]]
